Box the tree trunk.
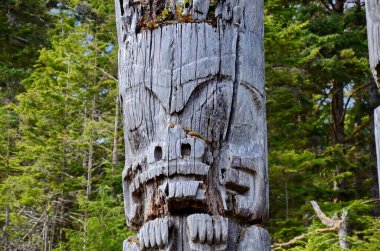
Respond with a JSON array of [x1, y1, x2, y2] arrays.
[[111, 96, 119, 198], [115, 1, 270, 250], [3, 112, 11, 250], [334, 0, 345, 13], [285, 182, 289, 220], [366, 0, 380, 198], [86, 98, 95, 199], [332, 80, 347, 199]]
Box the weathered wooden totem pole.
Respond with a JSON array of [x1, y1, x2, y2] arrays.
[[366, 0, 380, 196], [115, 1, 270, 250]]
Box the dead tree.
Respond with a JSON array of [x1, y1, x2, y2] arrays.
[[272, 201, 348, 250], [115, 1, 270, 250], [366, 0, 380, 197]]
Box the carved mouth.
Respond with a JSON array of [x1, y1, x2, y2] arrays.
[[127, 161, 210, 196], [162, 180, 207, 214]]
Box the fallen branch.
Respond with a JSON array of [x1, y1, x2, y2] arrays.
[[272, 226, 338, 249], [362, 198, 380, 204], [22, 211, 46, 240], [272, 201, 349, 250]]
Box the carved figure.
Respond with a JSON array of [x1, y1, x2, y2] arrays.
[[115, 0, 270, 250]]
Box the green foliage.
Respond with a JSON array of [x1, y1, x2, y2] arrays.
[[0, 1, 129, 250], [266, 0, 380, 249], [0, 0, 379, 250], [282, 201, 380, 251], [349, 217, 380, 250], [61, 186, 133, 251], [0, 0, 52, 104]]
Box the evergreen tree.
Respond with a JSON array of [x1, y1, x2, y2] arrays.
[[1, 0, 380, 250], [266, 0, 380, 249], [0, 1, 130, 250]]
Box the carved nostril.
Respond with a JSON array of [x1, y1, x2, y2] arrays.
[[181, 143, 191, 157], [154, 146, 163, 161]]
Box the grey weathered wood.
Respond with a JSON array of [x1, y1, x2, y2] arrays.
[[366, 1, 380, 197], [366, 0, 380, 86], [193, 0, 210, 21], [115, 0, 270, 250], [238, 226, 271, 251], [375, 108, 380, 196]]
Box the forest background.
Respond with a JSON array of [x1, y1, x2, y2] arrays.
[[0, 0, 380, 250]]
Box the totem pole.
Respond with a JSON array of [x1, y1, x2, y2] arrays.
[[115, 1, 270, 250], [366, 0, 380, 196]]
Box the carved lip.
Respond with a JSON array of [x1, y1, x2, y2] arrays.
[[128, 161, 210, 195]]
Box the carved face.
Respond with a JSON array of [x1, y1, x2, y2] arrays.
[[119, 23, 267, 229]]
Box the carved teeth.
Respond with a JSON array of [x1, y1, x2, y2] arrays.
[[189, 218, 198, 241], [131, 162, 209, 193], [168, 181, 202, 199], [198, 217, 207, 243], [144, 223, 150, 248], [138, 229, 145, 249], [213, 217, 221, 243], [187, 214, 228, 250], [139, 217, 173, 250], [149, 222, 156, 247], [220, 218, 228, 243], [161, 219, 169, 246], [206, 217, 213, 245], [155, 219, 162, 247]]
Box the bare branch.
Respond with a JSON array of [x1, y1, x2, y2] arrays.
[[273, 201, 349, 250], [311, 200, 337, 227], [272, 226, 338, 249], [339, 210, 349, 249], [343, 116, 373, 143]]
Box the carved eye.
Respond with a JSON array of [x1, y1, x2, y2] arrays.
[[154, 146, 163, 161], [184, 2, 190, 8], [181, 143, 191, 157]]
